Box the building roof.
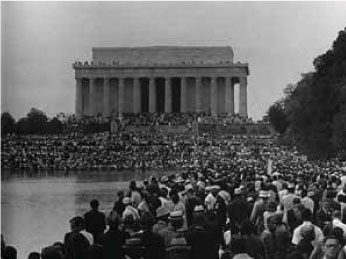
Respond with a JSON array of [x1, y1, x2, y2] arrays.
[[92, 46, 234, 66]]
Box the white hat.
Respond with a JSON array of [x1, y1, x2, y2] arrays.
[[169, 210, 183, 219], [194, 205, 205, 212], [123, 197, 131, 205], [234, 188, 243, 195], [288, 183, 295, 189], [259, 190, 270, 198]]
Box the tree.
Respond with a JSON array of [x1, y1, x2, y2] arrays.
[[24, 108, 48, 134], [282, 28, 346, 159], [47, 117, 63, 134], [1, 112, 16, 135], [267, 100, 289, 134]]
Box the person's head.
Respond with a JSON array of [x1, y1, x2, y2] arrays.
[[302, 208, 313, 222], [117, 190, 125, 199], [3, 246, 17, 259], [169, 190, 180, 204], [267, 215, 277, 233], [323, 235, 342, 259], [28, 252, 40, 259], [293, 204, 306, 220], [90, 199, 99, 210], [69, 216, 85, 232], [41, 246, 62, 259], [300, 224, 315, 242]]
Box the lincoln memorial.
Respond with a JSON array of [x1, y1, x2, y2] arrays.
[[73, 46, 249, 117]]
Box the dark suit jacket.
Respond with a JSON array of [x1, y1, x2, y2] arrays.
[[84, 210, 106, 241]]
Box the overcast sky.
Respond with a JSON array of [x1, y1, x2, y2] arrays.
[[2, 1, 346, 120]]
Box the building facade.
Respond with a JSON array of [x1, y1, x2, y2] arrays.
[[73, 46, 249, 117]]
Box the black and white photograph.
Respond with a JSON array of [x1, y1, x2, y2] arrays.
[[2, 1, 346, 259]]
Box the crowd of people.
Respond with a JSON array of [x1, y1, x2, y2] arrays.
[[1, 131, 275, 171], [2, 132, 346, 259]]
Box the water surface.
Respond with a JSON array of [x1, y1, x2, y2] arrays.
[[1, 170, 172, 258]]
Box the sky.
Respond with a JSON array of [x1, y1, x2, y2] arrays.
[[2, 1, 346, 120]]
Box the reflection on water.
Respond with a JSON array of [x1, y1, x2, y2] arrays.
[[1, 170, 174, 259]]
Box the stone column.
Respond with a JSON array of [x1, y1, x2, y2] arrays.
[[225, 77, 234, 115], [103, 77, 110, 117], [180, 77, 187, 113], [239, 76, 248, 117], [165, 77, 172, 113], [211, 77, 217, 116], [118, 78, 125, 114], [75, 78, 83, 117], [149, 77, 156, 113], [195, 77, 202, 113], [89, 78, 96, 116], [133, 77, 141, 113]]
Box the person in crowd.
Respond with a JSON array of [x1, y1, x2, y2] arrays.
[[64, 216, 93, 259], [240, 220, 265, 259], [251, 189, 270, 234], [152, 203, 170, 238], [185, 207, 219, 259], [263, 201, 278, 231], [122, 197, 140, 221], [261, 213, 291, 259], [310, 234, 344, 259], [287, 202, 305, 233], [228, 187, 249, 233], [98, 212, 126, 259], [292, 209, 324, 249], [112, 190, 125, 216], [41, 246, 62, 259], [281, 183, 300, 224], [2, 246, 17, 259], [136, 211, 165, 259], [301, 189, 315, 214], [84, 199, 106, 243], [164, 211, 191, 259], [129, 181, 142, 209], [296, 224, 316, 259]]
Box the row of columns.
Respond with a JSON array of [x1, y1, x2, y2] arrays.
[[76, 76, 247, 117]]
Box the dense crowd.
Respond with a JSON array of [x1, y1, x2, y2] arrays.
[[1, 132, 275, 171], [71, 113, 254, 126], [2, 132, 346, 259]]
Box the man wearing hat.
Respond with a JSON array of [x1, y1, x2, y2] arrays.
[[183, 184, 202, 227], [228, 187, 249, 232], [122, 197, 140, 221], [281, 183, 300, 223], [250, 190, 270, 234], [64, 216, 93, 259], [185, 208, 219, 259], [164, 211, 191, 259], [153, 204, 170, 238]]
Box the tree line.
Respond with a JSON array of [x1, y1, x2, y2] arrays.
[[267, 28, 346, 159], [1, 108, 111, 136]]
